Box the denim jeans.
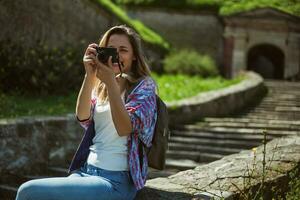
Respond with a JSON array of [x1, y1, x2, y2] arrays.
[[15, 163, 137, 200]]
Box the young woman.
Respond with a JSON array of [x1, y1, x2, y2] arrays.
[[16, 25, 157, 200]]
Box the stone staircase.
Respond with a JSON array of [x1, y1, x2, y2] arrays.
[[156, 80, 300, 177], [1, 80, 299, 200]]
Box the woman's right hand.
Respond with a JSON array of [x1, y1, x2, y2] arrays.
[[83, 43, 98, 80]]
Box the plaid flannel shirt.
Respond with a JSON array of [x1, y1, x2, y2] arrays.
[[68, 77, 157, 190]]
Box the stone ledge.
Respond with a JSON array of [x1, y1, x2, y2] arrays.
[[136, 136, 300, 199], [167, 71, 266, 124]]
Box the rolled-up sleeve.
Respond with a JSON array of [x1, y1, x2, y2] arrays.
[[125, 78, 157, 147], [76, 90, 97, 130]]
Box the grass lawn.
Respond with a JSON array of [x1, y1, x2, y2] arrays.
[[0, 74, 243, 119]]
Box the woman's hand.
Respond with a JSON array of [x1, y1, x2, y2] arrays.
[[83, 43, 98, 81], [95, 56, 117, 86]]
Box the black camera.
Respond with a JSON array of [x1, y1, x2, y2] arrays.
[[95, 47, 119, 64]]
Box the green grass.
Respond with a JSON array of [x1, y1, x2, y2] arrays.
[[152, 73, 243, 102], [0, 74, 243, 119], [0, 92, 77, 119]]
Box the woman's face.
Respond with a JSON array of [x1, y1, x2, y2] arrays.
[[107, 34, 136, 75]]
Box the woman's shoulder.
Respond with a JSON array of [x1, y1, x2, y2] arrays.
[[132, 76, 156, 94]]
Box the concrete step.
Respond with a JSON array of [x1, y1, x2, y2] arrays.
[[0, 184, 17, 200], [241, 111, 300, 120], [203, 117, 300, 126], [167, 150, 224, 163], [184, 125, 298, 137], [241, 114, 298, 121], [245, 109, 300, 115], [168, 142, 243, 155], [264, 81, 300, 88], [169, 135, 261, 149], [197, 121, 300, 131], [148, 167, 180, 179], [249, 107, 300, 114], [256, 101, 300, 106], [171, 130, 274, 142], [165, 158, 201, 170]]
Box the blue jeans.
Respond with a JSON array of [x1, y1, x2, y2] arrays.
[[15, 163, 137, 200]]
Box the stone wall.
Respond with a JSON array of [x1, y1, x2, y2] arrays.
[[0, 0, 113, 48], [126, 8, 224, 67], [0, 115, 82, 177]]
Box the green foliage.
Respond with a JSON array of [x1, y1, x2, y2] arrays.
[[0, 41, 84, 96], [220, 0, 300, 16], [113, 0, 221, 10], [113, 0, 300, 16], [286, 167, 300, 200], [0, 74, 243, 118], [94, 0, 170, 50], [163, 49, 218, 77]]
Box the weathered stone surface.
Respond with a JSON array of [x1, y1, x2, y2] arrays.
[[127, 7, 223, 68], [0, 114, 82, 177], [136, 136, 300, 199]]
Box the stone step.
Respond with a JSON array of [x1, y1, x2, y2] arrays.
[[169, 135, 261, 149], [249, 107, 300, 113], [257, 101, 300, 105], [266, 94, 300, 98], [0, 184, 17, 200], [261, 94, 300, 98], [241, 114, 297, 121], [266, 89, 300, 93], [184, 125, 298, 137], [246, 106, 300, 111], [167, 150, 223, 163], [264, 81, 300, 87], [203, 117, 300, 126], [171, 130, 274, 142], [241, 112, 300, 120], [198, 121, 300, 131], [168, 142, 243, 155], [148, 167, 180, 179], [165, 158, 201, 171], [47, 166, 69, 177], [264, 94, 300, 99]]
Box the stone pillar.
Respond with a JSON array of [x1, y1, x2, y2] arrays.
[[231, 30, 248, 77], [223, 35, 234, 78], [285, 33, 300, 78]]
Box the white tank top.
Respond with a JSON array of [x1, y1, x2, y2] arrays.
[[87, 93, 129, 171]]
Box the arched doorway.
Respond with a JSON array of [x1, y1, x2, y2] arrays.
[[247, 44, 284, 79]]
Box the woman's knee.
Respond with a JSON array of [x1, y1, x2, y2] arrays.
[[16, 180, 41, 200]]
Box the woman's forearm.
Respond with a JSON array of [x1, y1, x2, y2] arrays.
[[107, 80, 132, 136], [75, 74, 96, 121]]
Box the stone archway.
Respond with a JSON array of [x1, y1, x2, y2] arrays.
[[247, 44, 284, 79]]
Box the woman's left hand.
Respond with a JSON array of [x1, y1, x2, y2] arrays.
[[94, 56, 116, 85]]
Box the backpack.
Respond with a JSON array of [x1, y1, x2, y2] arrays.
[[126, 79, 170, 170]]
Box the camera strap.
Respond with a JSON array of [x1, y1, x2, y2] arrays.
[[117, 60, 123, 77]]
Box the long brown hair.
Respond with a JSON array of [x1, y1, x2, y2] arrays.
[[95, 25, 151, 103]]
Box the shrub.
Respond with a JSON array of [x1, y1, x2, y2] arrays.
[[0, 41, 84, 96], [163, 49, 218, 77]]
